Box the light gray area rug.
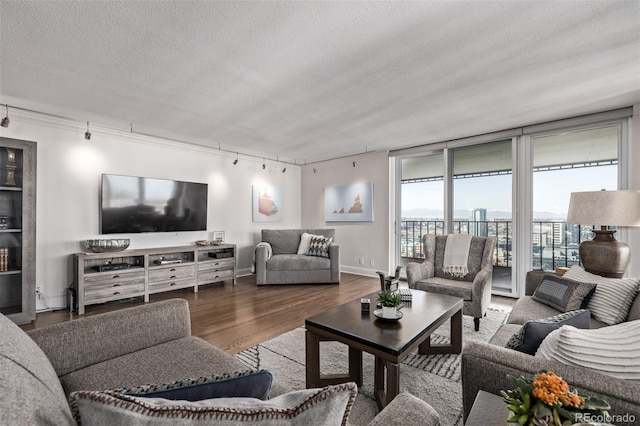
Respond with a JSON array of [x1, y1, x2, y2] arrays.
[[235, 308, 509, 426]]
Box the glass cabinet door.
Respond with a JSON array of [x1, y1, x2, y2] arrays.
[[0, 138, 36, 324]]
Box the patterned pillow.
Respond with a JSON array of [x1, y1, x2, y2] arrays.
[[69, 382, 357, 426], [505, 309, 590, 355], [113, 370, 272, 401], [564, 265, 640, 325], [536, 319, 640, 382], [531, 274, 596, 312], [307, 236, 332, 258]]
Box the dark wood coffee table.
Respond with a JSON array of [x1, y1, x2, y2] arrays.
[[305, 289, 463, 409]]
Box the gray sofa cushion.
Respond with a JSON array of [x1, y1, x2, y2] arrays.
[[267, 254, 331, 271], [262, 229, 335, 255], [489, 323, 522, 347], [69, 382, 357, 426], [0, 314, 74, 426], [60, 336, 248, 395]]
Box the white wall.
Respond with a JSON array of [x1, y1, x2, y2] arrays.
[[300, 152, 390, 277], [0, 110, 301, 309]]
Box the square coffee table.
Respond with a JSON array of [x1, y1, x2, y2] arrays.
[[305, 289, 463, 409]]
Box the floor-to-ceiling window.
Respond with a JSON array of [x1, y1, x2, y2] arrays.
[[393, 108, 631, 298], [452, 141, 513, 292], [532, 125, 619, 271], [399, 152, 444, 259]]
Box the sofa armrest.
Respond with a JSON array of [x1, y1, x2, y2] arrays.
[[255, 242, 272, 284], [329, 243, 340, 282], [406, 261, 434, 289], [368, 392, 440, 426], [27, 299, 191, 377], [461, 341, 640, 422]]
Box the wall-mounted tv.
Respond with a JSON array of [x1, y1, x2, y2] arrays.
[[100, 174, 208, 234]]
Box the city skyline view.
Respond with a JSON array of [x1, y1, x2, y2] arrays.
[[402, 164, 617, 220]]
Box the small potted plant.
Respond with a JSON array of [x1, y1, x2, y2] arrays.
[[377, 290, 402, 319]]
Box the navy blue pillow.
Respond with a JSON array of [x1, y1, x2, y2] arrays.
[[506, 309, 590, 355], [114, 370, 273, 401]]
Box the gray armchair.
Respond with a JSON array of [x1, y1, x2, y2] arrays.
[[406, 234, 496, 331]]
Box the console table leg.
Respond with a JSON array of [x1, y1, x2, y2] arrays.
[[348, 346, 363, 386]]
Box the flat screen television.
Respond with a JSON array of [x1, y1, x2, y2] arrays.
[[100, 174, 208, 234]]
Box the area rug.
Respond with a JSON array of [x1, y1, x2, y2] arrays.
[[235, 308, 510, 426]]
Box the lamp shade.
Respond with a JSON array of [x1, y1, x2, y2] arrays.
[[566, 190, 640, 227]]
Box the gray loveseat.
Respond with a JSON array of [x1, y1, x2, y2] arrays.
[[461, 271, 640, 422], [1, 298, 439, 425], [255, 228, 340, 285]]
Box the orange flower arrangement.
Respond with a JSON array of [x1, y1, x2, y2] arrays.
[[501, 370, 610, 426], [531, 371, 583, 408]]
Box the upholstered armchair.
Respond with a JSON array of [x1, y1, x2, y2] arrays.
[[406, 234, 496, 331]]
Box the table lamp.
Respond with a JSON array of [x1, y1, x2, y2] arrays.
[[566, 190, 640, 278]]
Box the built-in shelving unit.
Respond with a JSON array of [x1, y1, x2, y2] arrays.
[[73, 244, 236, 315], [0, 138, 37, 325]]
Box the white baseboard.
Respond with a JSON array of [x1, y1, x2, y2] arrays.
[[340, 266, 379, 277]]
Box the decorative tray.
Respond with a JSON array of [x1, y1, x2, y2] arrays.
[[373, 309, 403, 321]]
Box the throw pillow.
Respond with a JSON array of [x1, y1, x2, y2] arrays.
[[536, 319, 640, 382], [564, 265, 640, 325], [113, 370, 273, 401], [297, 233, 322, 255], [69, 382, 357, 426], [307, 236, 332, 258], [505, 309, 590, 355], [531, 274, 596, 312]]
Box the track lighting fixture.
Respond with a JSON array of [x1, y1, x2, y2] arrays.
[[313, 168, 317, 174], [84, 121, 91, 140], [1, 105, 9, 128], [262, 159, 266, 170], [353, 160, 356, 167], [282, 166, 286, 173], [233, 153, 238, 165]]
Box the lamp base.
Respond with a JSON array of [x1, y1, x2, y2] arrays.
[[578, 230, 629, 278]]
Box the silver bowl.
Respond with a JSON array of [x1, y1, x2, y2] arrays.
[[82, 239, 130, 253]]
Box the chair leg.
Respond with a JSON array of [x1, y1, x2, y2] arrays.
[[474, 317, 480, 331]]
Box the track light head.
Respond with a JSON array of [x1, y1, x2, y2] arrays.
[[282, 166, 286, 173], [233, 159, 238, 165], [84, 121, 91, 140], [313, 168, 317, 174], [353, 161, 356, 167], [262, 159, 266, 170], [1, 105, 9, 128]]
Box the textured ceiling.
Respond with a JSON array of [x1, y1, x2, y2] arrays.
[[1, 1, 639, 163]]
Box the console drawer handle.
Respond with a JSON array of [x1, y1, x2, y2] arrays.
[[113, 283, 121, 287], [170, 268, 176, 272], [170, 275, 177, 279], [112, 275, 120, 279], [170, 282, 176, 286], [113, 291, 121, 295]]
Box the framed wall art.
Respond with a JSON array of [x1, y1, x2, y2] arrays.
[[252, 185, 282, 222], [324, 181, 373, 222]]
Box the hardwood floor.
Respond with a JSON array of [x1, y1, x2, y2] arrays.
[[22, 273, 515, 354], [22, 273, 380, 354]]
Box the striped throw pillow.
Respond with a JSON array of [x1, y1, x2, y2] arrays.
[[536, 320, 640, 382], [564, 266, 640, 325]]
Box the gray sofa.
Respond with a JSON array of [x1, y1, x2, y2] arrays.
[[461, 271, 640, 422], [255, 228, 340, 285], [1, 298, 439, 425]]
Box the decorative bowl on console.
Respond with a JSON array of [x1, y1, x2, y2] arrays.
[[82, 239, 130, 253]]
